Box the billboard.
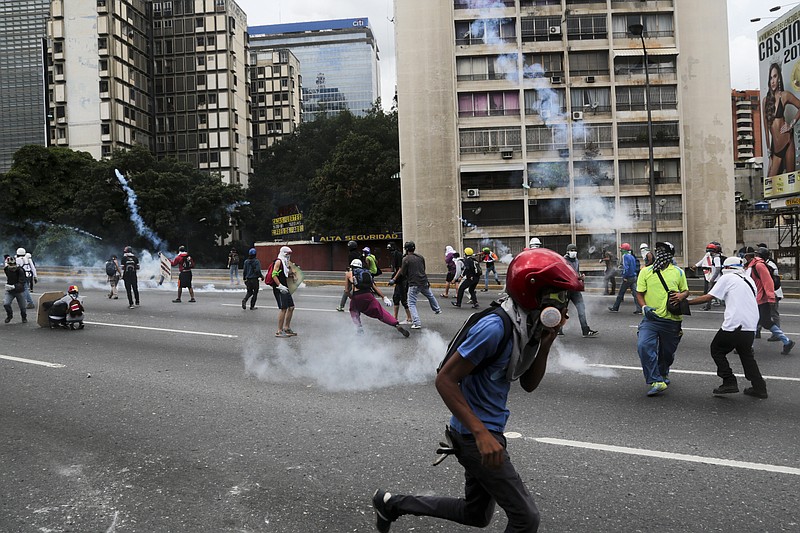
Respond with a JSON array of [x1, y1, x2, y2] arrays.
[[759, 6, 800, 199]]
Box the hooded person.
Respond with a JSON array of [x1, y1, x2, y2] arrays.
[[241, 248, 264, 310], [120, 246, 140, 309], [373, 248, 582, 532], [171, 245, 196, 303], [442, 245, 457, 298], [272, 246, 297, 337], [686, 257, 768, 398], [4, 255, 27, 324]]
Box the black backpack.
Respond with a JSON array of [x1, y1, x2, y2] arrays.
[[105, 260, 117, 276], [353, 268, 373, 291], [437, 303, 513, 376], [181, 255, 194, 271]]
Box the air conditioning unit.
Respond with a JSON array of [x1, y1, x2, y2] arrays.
[[528, 199, 538, 206], [550, 75, 563, 84], [467, 188, 481, 198], [572, 111, 584, 120], [585, 76, 596, 83], [500, 149, 513, 159], [549, 26, 561, 35]]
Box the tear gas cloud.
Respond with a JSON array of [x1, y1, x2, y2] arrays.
[[114, 169, 168, 251], [548, 344, 617, 378], [242, 328, 448, 392]]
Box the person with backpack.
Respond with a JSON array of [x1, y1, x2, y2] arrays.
[[441, 245, 457, 298], [685, 257, 768, 398], [15, 248, 36, 309], [362, 247, 380, 276], [4, 255, 27, 324], [387, 242, 412, 324], [452, 247, 481, 309], [755, 244, 783, 340], [52, 285, 86, 330], [241, 248, 263, 310], [337, 240, 362, 312], [24, 252, 37, 293], [120, 246, 140, 309], [227, 248, 240, 285], [106, 254, 122, 299], [271, 246, 297, 337], [480, 247, 501, 291], [600, 246, 617, 295], [171, 246, 196, 303], [345, 258, 409, 337], [372, 248, 583, 532], [744, 247, 795, 355], [387, 241, 441, 330], [562, 244, 599, 338], [608, 242, 642, 314]]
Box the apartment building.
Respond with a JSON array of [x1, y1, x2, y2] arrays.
[[250, 48, 302, 159], [395, 0, 735, 270], [249, 18, 380, 122], [731, 89, 762, 162], [0, 0, 52, 172], [46, 0, 251, 186]]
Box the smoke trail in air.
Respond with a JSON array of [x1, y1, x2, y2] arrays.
[[226, 200, 250, 214], [27, 221, 103, 241], [114, 169, 168, 251]]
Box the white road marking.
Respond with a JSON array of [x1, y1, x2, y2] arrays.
[[0, 354, 65, 368], [590, 364, 800, 382], [84, 321, 237, 338], [533, 437, 800, 476]]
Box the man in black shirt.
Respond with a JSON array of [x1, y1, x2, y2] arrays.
[[387, 242, 412, 324], [388, 241, 441, 330]]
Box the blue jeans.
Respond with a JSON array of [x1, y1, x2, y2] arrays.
[[611, 277, 642, 312], [637, 315, 683, 384], [408, 283, 440, 326], [483, 262, 500, 289], [567, 290, 590, 335], [3, 289, 27, 319], [230, 264, 239, 283]]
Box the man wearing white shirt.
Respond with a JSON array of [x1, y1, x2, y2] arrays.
[[686, 257, 768, 399]]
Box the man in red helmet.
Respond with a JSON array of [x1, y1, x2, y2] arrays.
[[372, 248, 582, 532], [608, 242, 642, 314]]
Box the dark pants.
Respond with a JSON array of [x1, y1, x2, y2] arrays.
[[392, 278, 409, 308], [124, 277, 139, 306], [603, 268, 616, 295], [710, 328, 766, 391], [567, 290, 591, 334], [610, 277, 642, 312], [387, 430, 539, 532], [456, 278, 479, 306], [243, 278, 260, 308]]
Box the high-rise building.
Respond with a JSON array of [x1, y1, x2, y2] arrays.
[[731, 89, 762, 162], [249, 18, 380, 122], [0, 0, 50, 173], [250, 48, 302, 159], [395, 0, 735, 269], [46, 0, 251, 186]]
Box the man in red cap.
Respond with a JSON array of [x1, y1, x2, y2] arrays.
[[608, 242, 642, 314]]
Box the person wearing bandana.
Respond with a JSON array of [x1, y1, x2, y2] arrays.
[[635, 242, 689, 396]]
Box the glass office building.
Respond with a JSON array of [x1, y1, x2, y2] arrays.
[[0, 0, 49, 173], [249, 18, 380, 122]]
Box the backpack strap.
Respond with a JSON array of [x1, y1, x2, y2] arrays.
[[654, 270, 672, 293], [469, 304, 514, 375]]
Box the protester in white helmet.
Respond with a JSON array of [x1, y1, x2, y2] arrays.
[[15, 248, 36, 309], [528, 237, 542, 249]]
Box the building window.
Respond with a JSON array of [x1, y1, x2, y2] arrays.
[[101, 124, 110, 135], [460, 127, 522, 153], [568, 51, 609, 77], [616, 86, 677, 111], [196, 17, 204, 28], [99, 80, 109, 93], [98, 37, 108, 50], [458, 91, 520, 117], [566, 15, 607, 40], [520, 16, 563, 43], [525, 125, 568, 151], [99, 59, 108, 71]]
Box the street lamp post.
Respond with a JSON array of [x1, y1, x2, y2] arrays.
[[629, 23, 658, 247]]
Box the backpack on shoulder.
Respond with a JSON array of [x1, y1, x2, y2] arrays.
[[181, 255, 194, 271], [105, 260, 117, 277], [264, 260, 279, 288], [437, 303, 513, 376], [353, 267, 374, 291]]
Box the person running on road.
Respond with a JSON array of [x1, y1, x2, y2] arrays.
[[387, 242, 412, 324], [562, 244, 598, 338], [635, 241, 688, 396], [686, 257, 768, 398], [744, 247, 795, 355], [272, 246, 297, 337], [452, 247, 480, 309], [608, 243, 642, 314], [171, 246, 196, 303], [120, 246, 140, 309], [372, 247, 583, 532], [346, 258, 409, 337], [337, 240, 361, 312], [388, 241, 441, 330], [480, 247, 501, 291], [4, 256, 27, 323], [241, 248, 263, 310]]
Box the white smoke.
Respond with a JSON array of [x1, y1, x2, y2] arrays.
[[549, 344, 617, 378], [115, 169, 168, 251], [242, 327, 447, 392]]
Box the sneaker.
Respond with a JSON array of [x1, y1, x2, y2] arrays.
[[557, 330, 564, 336], [21, 317, 27, 323], [633, 310, 643, 315], [471, 303, 479, 309], [398, 320, 411, 325], [242, 299, 247, 310], [250, 306, 257, 310], [113, 296, 118, 299], [283, 328, 297, 337], [189, 298, 196, 303], [395, 325, 410, 338], [26, 303, 35, 309], [372, 489, 395, 533], [129, 305, 136, 309], [743, 387, 768, 399], [607, 306, 618, 313], [451, 302, 461, 308], [582, 330, 599, 338], [712, 382, 739, 395], [108, 294, 112, 299], [275, 331, 289, 337], [663, 374, 670, 385], [336, 306, 345, 312], [410, 324, 422, 329], [782, 340, 796, 355], [767, 335, 782, 342], [647, 381, 668, 396], [434, 309, 442, 314], [172, 299, 182, 303], [481, 288, 488, 292]]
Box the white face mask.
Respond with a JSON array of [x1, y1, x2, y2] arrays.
[[641, 249, 649, 258], [568, 251, 577, 259]]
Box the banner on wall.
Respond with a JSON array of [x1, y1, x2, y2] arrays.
[[758, 5, 800, 199]]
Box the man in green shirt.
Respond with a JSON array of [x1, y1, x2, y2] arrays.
[[635, 241, 689, 396]]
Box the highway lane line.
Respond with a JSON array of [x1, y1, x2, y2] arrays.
[[0, 354, 65, 368], [84, 321, 237, 338], [627, 325, 800, 335], [532, 437, 800, 476], [590, 364, 800, 382]]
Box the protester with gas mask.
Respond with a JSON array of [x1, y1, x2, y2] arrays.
[[561, 243, 598, 338]]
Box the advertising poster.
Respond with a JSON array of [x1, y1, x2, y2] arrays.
[[759, 6, 800, 199]]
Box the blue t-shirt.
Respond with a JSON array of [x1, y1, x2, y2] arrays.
[[449, 314, 513, 435]]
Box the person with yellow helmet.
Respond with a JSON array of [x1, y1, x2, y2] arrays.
[[452, 247, 481, 309]]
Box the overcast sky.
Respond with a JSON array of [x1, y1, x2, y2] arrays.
[[235, 0, 778, 106]]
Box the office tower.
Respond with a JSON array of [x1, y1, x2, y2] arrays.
[[250, 48, 302, 159], [46, 0, 251, 186], [249, 18, 380, 122], [395, 0, 735, 269], [0, 0, 50, 173]]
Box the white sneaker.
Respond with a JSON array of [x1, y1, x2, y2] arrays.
[[398, 320, 411, 325], [410, 324, 422, 329]]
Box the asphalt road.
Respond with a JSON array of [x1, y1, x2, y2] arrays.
[[1, 279, 799, 532]]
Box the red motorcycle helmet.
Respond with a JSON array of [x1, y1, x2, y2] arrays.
[[620, 242, 631, 251], [506, 249, 583, 310]]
